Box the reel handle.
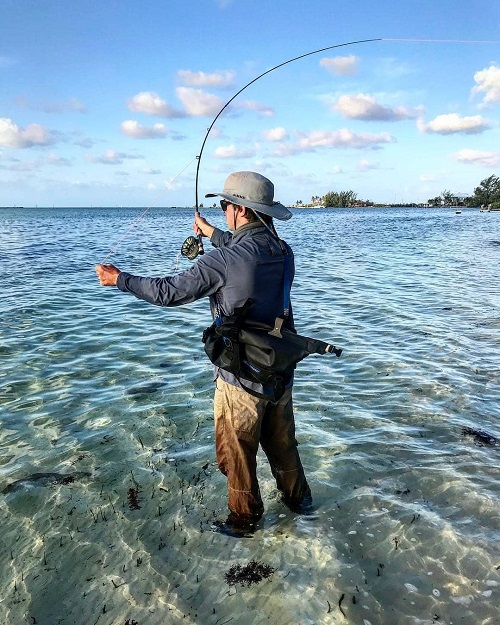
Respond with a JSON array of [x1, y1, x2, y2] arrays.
[[196, 234, 204, 256], [195, 210, 204, 256]]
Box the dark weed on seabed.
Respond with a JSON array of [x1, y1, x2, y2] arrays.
[[462, 427, 498, 446], [224, 561, 276, 587], [127, 487, 142, 510]]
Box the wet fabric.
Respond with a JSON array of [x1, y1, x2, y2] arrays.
[[213, 378, 311, 518]]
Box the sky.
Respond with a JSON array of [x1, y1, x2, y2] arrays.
[[1, 0, 500, 207]]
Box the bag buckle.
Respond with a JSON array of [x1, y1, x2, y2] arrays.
[[268, 316, 284, 338]]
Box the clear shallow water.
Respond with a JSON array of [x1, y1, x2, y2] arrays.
[[0, 206, 499, 625]]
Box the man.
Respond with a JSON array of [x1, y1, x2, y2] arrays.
[[96, 171, 312, 538]]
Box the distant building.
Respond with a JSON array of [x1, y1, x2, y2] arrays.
[[449, 193, 470, 206]]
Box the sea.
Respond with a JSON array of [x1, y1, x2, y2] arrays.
[[0, 206, 498, 625]]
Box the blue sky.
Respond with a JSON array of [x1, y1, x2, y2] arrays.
[[1, 0, 499, 207]]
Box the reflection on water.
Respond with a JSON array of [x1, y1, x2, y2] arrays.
[[0, 207, 499, 624]]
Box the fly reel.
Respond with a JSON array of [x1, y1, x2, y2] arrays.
[[181, 235, 204, 260]]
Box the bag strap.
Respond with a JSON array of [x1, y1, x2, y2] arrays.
[[282, 250, 291, 319]]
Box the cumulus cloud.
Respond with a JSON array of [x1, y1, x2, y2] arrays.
[[0, 117, 54, 148], [273, 128, 395, 156], [320, 55, 359, 76], [175, 87, 225, 117], [177, 69, 235, 88], [357, 159, 381, 171], [333, 94, 421, 121], [236, 99, 274, 117], [120, 120, 169, 139], [88, 149, 143, 165], [418, 113, 490, 135], [213, 144, 255, 159], [263, 127, 288, 142], [299, 128, 394, 150], [453, 149, 500, 168], [472, 65, 500, 107], [128, 91, 184, 118]]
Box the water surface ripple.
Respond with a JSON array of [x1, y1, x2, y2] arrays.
[[0, 207, 498, 625]]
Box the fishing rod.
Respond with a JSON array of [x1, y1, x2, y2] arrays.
[[180, 36, 500, 260], [180, 37, 382, 260], [102, 37, 500, 263]]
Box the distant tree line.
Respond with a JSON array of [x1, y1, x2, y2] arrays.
[[294, 173, 500, 209], [295, 190, 372, 208], [467, 175, 500, 208], [426, 175, 500, 208]]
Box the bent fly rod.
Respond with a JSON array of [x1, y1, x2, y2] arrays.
[[180, 36, 500, 260], [180, 37, 382, 260], [101, 37, 500, 264]]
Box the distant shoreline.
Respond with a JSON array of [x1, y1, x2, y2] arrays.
[[0, 205, 481, 210]]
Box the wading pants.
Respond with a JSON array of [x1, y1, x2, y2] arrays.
[[213, 378, 311, 519]]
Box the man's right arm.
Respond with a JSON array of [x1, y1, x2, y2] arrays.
[[193, 213, 232, 248]]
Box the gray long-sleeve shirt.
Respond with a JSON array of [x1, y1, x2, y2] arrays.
[[117, 221, 295, 391]]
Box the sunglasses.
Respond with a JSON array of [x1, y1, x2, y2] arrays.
[[220, 199, 232, 212]]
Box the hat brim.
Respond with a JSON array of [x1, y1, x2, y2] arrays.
[[205, 192, 292, 221]]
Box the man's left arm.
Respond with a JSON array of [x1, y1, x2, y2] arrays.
[[96, 252, 227, 307]]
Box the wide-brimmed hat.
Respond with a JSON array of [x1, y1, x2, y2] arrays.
[[205, 171, 292, 221]]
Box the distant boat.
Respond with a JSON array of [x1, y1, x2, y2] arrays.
[[455, 210, 462, 215]]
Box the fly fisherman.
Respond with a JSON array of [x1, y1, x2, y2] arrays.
[[95, 171, 312, 538]]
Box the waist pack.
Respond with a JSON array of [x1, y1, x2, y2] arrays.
[[202, 300, 342, 403]]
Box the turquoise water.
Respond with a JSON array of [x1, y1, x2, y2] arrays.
[[0, 206, 499, 625]]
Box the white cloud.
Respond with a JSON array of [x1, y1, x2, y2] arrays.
[[320, 55, 359, 76], [263, 127, 288, 142], [213, 144, 255, 159], [472, 65, 500, 107], [175, 87, 225, 117], [357, 159, 381, 171], [127, 91, 184, 118], [236, 99, 274, 118], [299, 128, 394, 150], [333, 94, 421, 121], [0, 117, 54, 148], [177, 69, 235, 88], [453, 149, 500, 168], [273, 129, 395, 156], [418, 113, 490, 135], [88, 149, 143, 165], [120, 120, 169, 139]]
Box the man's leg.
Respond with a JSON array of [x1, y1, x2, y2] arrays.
[[259, 388, 312, 511], [213, 379, 265, 521]]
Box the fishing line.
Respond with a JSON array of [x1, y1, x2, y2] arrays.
[[183, 36, 500, 260], [100, 156, 197, 264], [182, 37, 383, 260], [193, 38, 382, 210], [99, 37, 499, 263], [383, 38, 500, 44]]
